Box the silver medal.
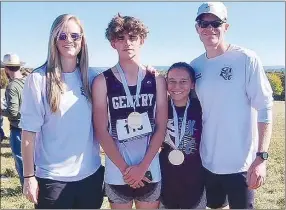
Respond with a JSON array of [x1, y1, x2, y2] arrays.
[[164, 99, 190, 165], [168, 149, 185, 165], [116, 63, 144, 129], [127, 112, 142, 129]]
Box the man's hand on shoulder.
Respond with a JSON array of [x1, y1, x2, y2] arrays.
[[143, 64, 160, 76]]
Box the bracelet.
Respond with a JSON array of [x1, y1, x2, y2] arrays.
[[23, 175, 35, 179]]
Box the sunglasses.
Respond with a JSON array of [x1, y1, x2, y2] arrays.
[[197, 20, 225, 28], [58, 32, 82, 41]]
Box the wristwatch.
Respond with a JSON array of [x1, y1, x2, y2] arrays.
[[256, 152, 269, 160]]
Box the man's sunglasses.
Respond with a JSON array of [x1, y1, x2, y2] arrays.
[[197, 20, 225, 28], [58, 32, 82, 41]]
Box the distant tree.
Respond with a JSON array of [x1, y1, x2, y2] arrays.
[[276, 72, 285, 100], [0, 68, 9, 89], [266, 72, 284, 100]]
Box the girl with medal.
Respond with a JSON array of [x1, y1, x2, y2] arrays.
[[159, 62, 206, 209], [92, 14, 168, 209]]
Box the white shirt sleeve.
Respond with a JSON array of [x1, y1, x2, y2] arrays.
[[20, 72, 45, 132], [257, 107, 273, 123], [245, 52, 273, 110]]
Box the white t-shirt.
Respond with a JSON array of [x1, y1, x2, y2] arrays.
[[20, 65, 101, 181], [190, 45, 273, 174]]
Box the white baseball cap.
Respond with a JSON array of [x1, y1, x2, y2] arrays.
[[196, 2, 228, 21]]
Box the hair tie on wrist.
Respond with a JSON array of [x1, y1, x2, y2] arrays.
[[24, 175, 35, 179]]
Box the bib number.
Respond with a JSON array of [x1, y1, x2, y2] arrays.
[[116, 112, 152, 141]]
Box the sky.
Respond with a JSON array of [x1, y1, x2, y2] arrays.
[[1, 1, 285, 68]]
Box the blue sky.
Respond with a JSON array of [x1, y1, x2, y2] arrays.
[[1, 1, 285, 68]]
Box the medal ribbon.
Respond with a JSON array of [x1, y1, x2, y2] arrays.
[[171, 99, 190, 148], [116, 63, 143, 112]]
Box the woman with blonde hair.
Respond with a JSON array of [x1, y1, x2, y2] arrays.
[[20, 14, 104, 209]]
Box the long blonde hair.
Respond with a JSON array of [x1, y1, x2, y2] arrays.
[[46, 14, 90, 113]]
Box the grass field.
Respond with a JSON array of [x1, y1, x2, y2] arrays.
[[0, 101, 285, 209]]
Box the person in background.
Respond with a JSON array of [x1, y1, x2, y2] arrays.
[[20, 14, 104, 209], [190, 2, 273, 209], [1, 53, 26, 187]]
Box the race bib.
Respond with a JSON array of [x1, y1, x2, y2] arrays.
[[116, 112, 152, 141]]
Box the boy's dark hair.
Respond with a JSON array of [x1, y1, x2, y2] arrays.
[[167, 62, 196, 83], [6, 66, 21, 72], [105, 13, 149, 42]]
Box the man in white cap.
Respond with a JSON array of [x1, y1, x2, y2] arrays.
[[190, 2, 273, 209], [1, 53, 27, 187]]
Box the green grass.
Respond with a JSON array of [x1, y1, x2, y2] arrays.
[[254, 101, 285, 209], [1, 102, 285, 209]]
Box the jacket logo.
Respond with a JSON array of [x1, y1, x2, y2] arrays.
[[195, 73, 202, 80], [220, 67, 232, 80]]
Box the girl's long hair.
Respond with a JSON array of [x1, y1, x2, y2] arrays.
[[46, 14, 90, 112]]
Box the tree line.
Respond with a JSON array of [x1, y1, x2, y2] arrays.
[[0, 68, 284, 101]]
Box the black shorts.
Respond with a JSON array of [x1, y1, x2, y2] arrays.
[[35, 165, 105, 209], [160, 189, 207, 209], [105, 181, 161, 204], [203, 167, 254, 209]]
